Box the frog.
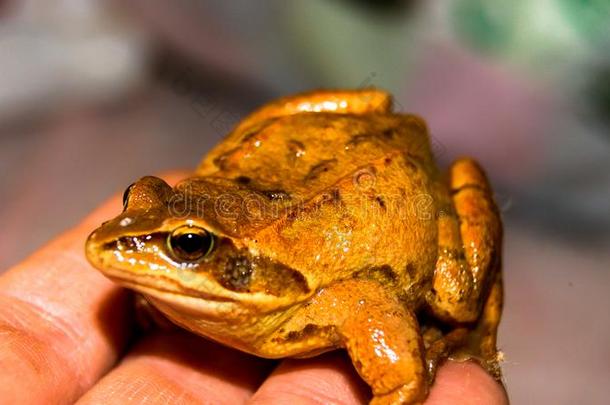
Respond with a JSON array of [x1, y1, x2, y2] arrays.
[[86, 89, 503, 405]]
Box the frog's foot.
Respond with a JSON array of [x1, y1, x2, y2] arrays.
[[468, 269, 504, 380], [423, 268, 504, 383], [423, 327, 469, 381]]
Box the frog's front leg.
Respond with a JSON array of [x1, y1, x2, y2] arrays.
[[426, 158, 502, 323], [268, 279, 428, 405]]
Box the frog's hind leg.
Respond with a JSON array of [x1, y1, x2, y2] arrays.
[[426, 158, 502, 324], [425, 158, 503, 380]]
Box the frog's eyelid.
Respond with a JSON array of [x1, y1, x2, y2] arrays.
[[122, 183, 135, 209]]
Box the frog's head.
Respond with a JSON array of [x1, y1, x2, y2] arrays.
[[85, 176, 311, 322]]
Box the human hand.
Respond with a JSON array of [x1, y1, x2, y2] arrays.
[[0, 173, 508, 404]]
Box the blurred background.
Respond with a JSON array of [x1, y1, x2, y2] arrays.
[[0, 0, 608, 403]]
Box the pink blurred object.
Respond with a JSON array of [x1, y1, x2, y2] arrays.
[[407, 43, 553, 187]]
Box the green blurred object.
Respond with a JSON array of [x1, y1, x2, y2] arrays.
[[558, 0, 610, 48], [450, 0, 609, 65], [281, 0, 417, 92], [451, 0, 516, 54]]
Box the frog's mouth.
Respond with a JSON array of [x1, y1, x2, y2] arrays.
[[103, 267, 304, 320], [113, 277, 247, 319], [91, 255, 281, 316]]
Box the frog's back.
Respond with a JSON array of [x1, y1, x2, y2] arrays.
[[197, 112, 437, 201]]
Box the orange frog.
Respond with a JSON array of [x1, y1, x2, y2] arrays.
[[86, 89, 503, 404]]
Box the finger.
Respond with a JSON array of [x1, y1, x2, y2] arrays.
[[0, 171, 188, 404], [249, 351, 370, 405], [250, 354, 507, 405], [425, 361, 508, 405], [77, 331, 273, 405]]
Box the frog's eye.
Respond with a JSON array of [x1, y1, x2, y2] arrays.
[[122, 183, 135, 209], [168, 226, 215, 262]]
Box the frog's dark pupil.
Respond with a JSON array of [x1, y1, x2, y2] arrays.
[[177, 233, 205, 254]]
